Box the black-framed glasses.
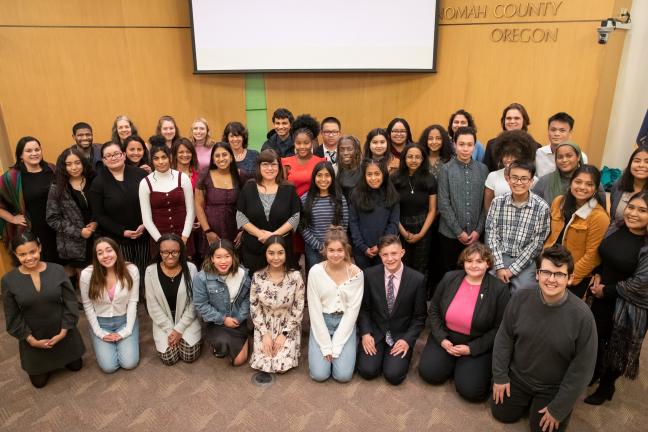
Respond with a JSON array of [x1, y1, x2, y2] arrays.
[[537, 269, 568, 282], [160, 250, 180, 257]]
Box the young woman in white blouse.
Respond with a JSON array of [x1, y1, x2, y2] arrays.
[[139, 145, 195, 257], [307, 226, 363, 382], [145, 234, 201, 365], [80, 237, 139, 373]]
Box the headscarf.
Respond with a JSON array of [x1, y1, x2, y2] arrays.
[[547, 141, 585, 202]]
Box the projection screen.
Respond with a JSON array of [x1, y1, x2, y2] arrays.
[[190, 0, 439, 73]]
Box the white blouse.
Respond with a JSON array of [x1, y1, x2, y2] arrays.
[[307, 263, 364, 358], [80, 263, 140, 339], [138, 169, 195, 240]]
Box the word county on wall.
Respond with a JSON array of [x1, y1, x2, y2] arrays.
[[440, 1, 565, 43]]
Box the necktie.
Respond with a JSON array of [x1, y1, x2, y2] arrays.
[[326, 151, 336, 164], [386, 274, 395, 346]]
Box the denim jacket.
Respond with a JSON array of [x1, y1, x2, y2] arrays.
[[192, 267, 250, 325]]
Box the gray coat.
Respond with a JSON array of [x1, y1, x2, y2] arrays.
[[46, 184, 91, 261]]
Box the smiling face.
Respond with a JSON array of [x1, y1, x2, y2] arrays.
[[505, 166, 533, 198], [273, 118, 291, 139], [390, 121, 408, 146], [570, 172, 596, 204], [65, 153, 83, 179], [125, 141, 144, 164], [321, 121, 341, 148], [463, 252, 489, 281], [338, 140, 356, 166], [365, 163, 383, 189], [102, 144, 125, 170], [624, 197, 648, 234], [73, 127, 93, 149], [95, 241, 117, 269], [227, 133, 244, 151], [294, 132, 313, 159], [315, 167, 332, 193], [192, 121, 207, 142], [14, 241, 41, 271], [548, 120, 571, 147], [21, 141, 43, 168], [265, 242, 286, 271], [325, 240, 348, 265], [379, 243, 405, 273], [504, 109, 524, 131], [260, 159, 279, 182], [175, 144, 193, 167], [536, 258, 572, 304], [152, 150, 170, 173], [159, 239, 181, 268], [427, 128, 443, 153], [451, 114, 469, 134], [116, 119, 132, 141], [454, 133, 475, 163], [160, 120, 176, 142], [211, 247, 233, 275], [630, 150, 648, 182], [212, 146, 232, 171], [405, 147, 424, 174], [369, 134, 388, 157], [555, 145, 579, 174]]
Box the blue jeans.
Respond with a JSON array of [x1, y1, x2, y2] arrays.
[[308, 313, 356, 382], [91, 315, 140, 373], [304, 243, 324, 272], [491, 253, 538, 294]]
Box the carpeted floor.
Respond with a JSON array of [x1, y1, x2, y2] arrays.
[[0, 304, 646, 432]]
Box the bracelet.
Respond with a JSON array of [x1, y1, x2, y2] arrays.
[[204, 229, 214, 234]]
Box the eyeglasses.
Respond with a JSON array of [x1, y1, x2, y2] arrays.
[[103, 152, 123, 160], [160, 250, 180, 257], [509, 175, 531, 184], [322, 130, 340, 135], [537, 269, 568, 282], [260, 162, 279, 168]]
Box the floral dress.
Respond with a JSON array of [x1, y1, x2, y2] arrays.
[[250, 269, 305, 372]]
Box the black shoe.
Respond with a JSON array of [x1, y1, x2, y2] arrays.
[[212, 348, 227, 358], [584, 385, 615, 405]]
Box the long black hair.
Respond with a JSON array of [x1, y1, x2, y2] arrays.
[[198, 141, 242, 190], [301, 161, 344, 228], [386, 117, 414, 146], [53, 147, 94, 201], [123, 135, 150, 168], [351, 159, 399, 212], [619, 145, 648, 193], [418, 124, 454, 163], [156, 233, 193, 307], [13, 136, 51, 173], [561, 165, 605, 222], [392, 144, 434, 190], [363, 128, 391, 160], [263, 235, 299, 272]]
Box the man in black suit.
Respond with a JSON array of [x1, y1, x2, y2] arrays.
[[357, 235, 427, 385], [314, 116, 341, 168]]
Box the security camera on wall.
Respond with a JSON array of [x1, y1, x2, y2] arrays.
[[597, 11, 631, 45]]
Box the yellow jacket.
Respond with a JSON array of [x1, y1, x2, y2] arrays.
[[544, 196, 610, 285]]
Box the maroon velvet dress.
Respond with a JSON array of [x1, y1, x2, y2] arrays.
[[201, 173, 238, 251], [144, 175, 195, 256]]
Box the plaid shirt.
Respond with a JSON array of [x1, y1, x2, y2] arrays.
[[485, 192, 550, 275]]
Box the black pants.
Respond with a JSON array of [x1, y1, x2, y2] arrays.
[[29, 358, 83, 388], [418, 337, 491, 401], [439, 235, 466, 273], [491, 375, 571, 432], [357, 337, 412, 385], [590, 295, 621, 391], [568, 278, 590, 299]]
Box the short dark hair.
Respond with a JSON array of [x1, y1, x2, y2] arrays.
[[222, 121, 249, 148], [203, 238, 240, 275], [254, 149, 285, 186], [500, 103, 531, 131], [448, 109, 477, 139], [454, 126, 477, 143], [321, 116, 341, 130], [148, 135, 167, 149], [548, 112, 575, 130], [72, 122, 92, 134], [458, 242, 493, 269], [377, 234, 402, 251], [536, 245, 574, 275], [506, 160, 536, 177], [494, 129, 537, 167], [272, 108, 294, 123]]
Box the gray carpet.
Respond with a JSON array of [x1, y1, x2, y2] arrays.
[[1, 305, 646, 431]]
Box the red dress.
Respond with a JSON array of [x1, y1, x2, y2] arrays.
[[144, 174, 195, 256]]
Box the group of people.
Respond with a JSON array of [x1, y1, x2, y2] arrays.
[[1, 104, 647, 432]]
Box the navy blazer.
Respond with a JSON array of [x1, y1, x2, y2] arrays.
[[358, 264, 427, 347], [429, 270, 510, 356]]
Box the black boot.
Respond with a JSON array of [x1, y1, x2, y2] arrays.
[[584, 384, 615, 405]]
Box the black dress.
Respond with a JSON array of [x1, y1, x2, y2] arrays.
[[22, 169, 60, 263], [1, 263, 85, 375]]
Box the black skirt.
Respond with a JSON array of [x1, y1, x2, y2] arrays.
[[206, 321, 249, 362]]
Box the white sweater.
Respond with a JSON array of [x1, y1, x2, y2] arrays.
[[307, 263, 364, 357], [138, 169, 195, 240], [80, 263, 140, 339]]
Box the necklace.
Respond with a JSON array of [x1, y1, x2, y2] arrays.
[[234, 149, 247, 162], [408, 177, 414, 194], [161, 264, 182, 282]]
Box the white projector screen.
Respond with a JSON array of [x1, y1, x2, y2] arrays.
[[189, 0, 439, 73]]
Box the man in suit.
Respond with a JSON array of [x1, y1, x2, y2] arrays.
[[314, 117, 341, 169], [357, 234, 427, 385]]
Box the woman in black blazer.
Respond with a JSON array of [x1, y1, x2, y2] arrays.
[[419, 242, 509, 401], [236, 150, 301, 274]]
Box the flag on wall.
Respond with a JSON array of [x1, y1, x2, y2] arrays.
[[638, 109, 648, 146]]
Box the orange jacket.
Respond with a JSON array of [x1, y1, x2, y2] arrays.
[[544, 196, 610, 285]]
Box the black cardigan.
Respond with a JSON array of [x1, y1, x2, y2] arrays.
[[429, 270, 509, 356], [236, 180, 300, 253], [89, 165, 147, 240]]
